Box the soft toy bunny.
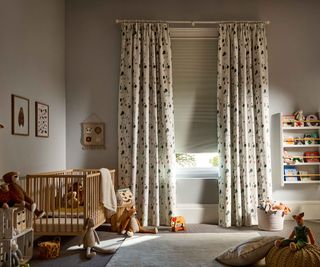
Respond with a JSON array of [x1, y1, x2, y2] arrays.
[[80, 218, 116, 259], [275, 212, 315, 251], [2, 172, 45, 218], [11, 239, 23, 267]]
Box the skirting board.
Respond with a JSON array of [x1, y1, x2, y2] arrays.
[[176, 201, 320, 224], [277, 201, 320, 220], [176, 204, 218, 224]]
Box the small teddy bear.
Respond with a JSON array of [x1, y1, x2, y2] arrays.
[[66, 191, 79, 208], [275, 212, 315, 251]]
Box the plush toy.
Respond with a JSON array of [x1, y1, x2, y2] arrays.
[[293, 110, 305, 127], [275, 212, 315, 251], [271, 202, 291, 215], [80, 218, 116, 259], [170, 216, 186, 232], [69, 181, 84, 205], [110, 188, 134, 232], [283, 151, 294, 165], [118, 205, 158, 237], [0, 183, 15, 209], [2, 172, 45, 218], [11, 239, 23, 267], [65, 191, 79, 208]]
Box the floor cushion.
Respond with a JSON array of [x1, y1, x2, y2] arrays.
[[266, 244, 320, 267], [215, 236, 281, 266]]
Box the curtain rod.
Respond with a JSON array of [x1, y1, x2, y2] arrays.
[[115, 19, 270, 26]]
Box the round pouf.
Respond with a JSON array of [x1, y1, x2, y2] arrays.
[[266, 244, 320, 267]]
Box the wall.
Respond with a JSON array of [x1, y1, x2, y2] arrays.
[[0, 0, 66, 176], [66, 0, 320, 210]]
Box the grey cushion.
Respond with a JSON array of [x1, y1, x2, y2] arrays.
[[215, 235, 282, 266]]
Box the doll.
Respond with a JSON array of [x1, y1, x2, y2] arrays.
[[275, 212, 315, 251]]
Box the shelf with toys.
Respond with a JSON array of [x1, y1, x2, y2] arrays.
[[279, 111, 320, 186]]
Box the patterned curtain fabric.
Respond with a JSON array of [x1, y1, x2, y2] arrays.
[[118, 23, 176, 226], [217, 23, 272, 227]]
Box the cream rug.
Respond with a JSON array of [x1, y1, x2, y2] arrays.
[[106, 232, 260, 267]]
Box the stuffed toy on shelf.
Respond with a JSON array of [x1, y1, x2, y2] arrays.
[[275, 212, 315, 251], [293, 110, 305, 127], [1, 171, 45, 218]]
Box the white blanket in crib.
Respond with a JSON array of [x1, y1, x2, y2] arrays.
[[100, 168, 117, 212]]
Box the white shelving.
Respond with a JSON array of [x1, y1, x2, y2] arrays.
[[279, 112, 320, 186]]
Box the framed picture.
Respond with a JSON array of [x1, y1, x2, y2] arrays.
[[81, 122, 105, 149], [35, 101, 49, 137], [11, 94, 29, 136]]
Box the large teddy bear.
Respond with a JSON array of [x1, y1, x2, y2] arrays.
[[2, 172, 45, 218]]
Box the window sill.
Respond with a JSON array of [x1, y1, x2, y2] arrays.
[[176, 167, 219, 179]]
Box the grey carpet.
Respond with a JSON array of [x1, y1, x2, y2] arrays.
[[28, 220, 320, 267], [106, 232, 261, 267]]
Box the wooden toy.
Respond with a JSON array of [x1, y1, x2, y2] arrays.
[[170, 216, 186, 232]]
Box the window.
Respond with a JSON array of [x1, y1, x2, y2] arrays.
[[171, 28, 219, 178]]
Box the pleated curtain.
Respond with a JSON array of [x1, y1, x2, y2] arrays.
[[217, 23, 272, 227], [118, 23, 176, 226]]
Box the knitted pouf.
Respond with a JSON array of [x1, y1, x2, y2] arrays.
[[266, 244, 320, 267]]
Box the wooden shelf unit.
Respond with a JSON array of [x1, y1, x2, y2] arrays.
[[279, 112, 320, 186]]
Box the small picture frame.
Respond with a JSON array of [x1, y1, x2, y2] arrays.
[[11, 94, 29, 136], [35, 101, 49, 137]]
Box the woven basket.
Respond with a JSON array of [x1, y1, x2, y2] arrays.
[[257, 209, 284, 231], [266, 244, 320, 267]]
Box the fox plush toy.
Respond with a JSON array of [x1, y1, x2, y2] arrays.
[[275, 212, 315, 251], [119, 206, 158, 237]]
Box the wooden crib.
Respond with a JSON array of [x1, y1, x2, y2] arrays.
[[26, 169, 115, 236]]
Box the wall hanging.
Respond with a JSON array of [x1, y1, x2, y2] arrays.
[[35, 101, 49, 137], [11, 94, 29, 136], [81, 113, 105, 149]]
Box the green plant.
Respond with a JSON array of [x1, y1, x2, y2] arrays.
[[209, 155, 219, 167], [176, 153, 196, 167]]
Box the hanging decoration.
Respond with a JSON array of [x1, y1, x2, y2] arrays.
[[81, 113, 105, 150]]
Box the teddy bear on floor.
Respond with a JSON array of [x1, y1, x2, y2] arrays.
[[275, 212, 315, 251], [2, 172, 45, 218], [119, 205, 158, 237]]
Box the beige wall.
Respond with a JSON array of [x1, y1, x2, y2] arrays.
[[0, 0, 66, 176], [66, 0, 320, 202]]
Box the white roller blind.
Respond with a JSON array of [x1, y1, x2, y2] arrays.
[[171, 28, 218, 153]]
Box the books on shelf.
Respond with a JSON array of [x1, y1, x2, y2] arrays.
[[284, 166, 299, 181]]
